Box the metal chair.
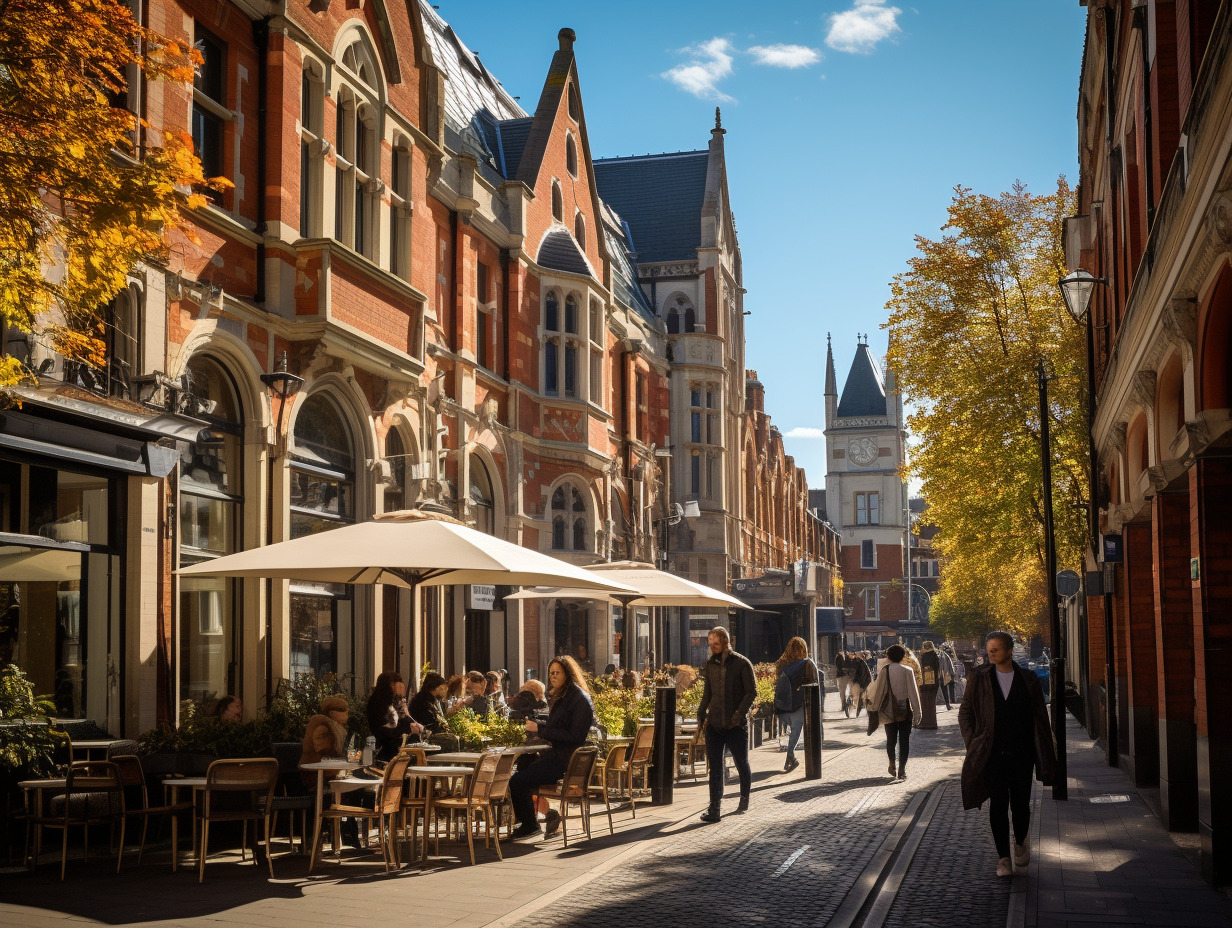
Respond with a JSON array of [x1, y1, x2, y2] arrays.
[[311, 752, 411, 873], [196, 757, 279, 883], [32, 760, 125, 880], [535, 746, 600, 847]]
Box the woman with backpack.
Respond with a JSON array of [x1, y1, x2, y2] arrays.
[[774, 637, 818, 773], [864, 644, 923, 781]]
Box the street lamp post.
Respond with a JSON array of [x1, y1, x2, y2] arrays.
[[1037, 357, 1066, 801]]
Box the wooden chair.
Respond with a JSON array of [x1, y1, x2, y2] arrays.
[[430, 750, 506, 865], [32, 760, 126, 880], [679, 726, 706, 780], [111, 754, 191, 867], [588, 743, 622, 835], [603, 725, 654, 818], [311, 752, 410, 873], [396, 746, 428, 860], [536, 746, 600, 847], [485, 751, 518, 840], [196, 757, 279, 883]]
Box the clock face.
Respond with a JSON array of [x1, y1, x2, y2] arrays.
[[848, 437, 878, 465]]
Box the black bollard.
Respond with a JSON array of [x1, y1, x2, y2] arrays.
[[650, 685, 677, 805], [802, 682, 822, 780]]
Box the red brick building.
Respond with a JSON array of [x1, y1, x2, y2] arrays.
[[1067, 0, 1232, 885]]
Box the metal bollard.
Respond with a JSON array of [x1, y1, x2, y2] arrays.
[[650, 685, 677, 805], [802, 682, 822, 780]]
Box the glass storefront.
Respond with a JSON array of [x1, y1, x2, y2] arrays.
[[177, 357, 243, 706], [288, 393, 355, 683], [0, 459, 123, 722]]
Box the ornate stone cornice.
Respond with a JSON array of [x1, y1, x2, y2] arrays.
[[1161, 297, 1198, 348], [1130, 369, 1157, 410]]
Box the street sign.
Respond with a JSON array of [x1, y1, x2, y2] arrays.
[[1056, 569, 1081, 597]]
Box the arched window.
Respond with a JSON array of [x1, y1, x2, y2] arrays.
[[566, 133, 578, 177], [384, 427, 407, 513], [390, 139, 412, 278], [470, 455, 495, 536], [300, 60, 324, 236], [568, 84, 580, 122], [334, 37, 380, 259], [685, 305, 697, 332], [665, 295, 693, 334], [289, 393, 357, 681], [551, 181, 563, 221], [550, 483, 587, 552], [667, 308, 680, 334], [574, 212, 586, 249], [178, 355, 244, 706]]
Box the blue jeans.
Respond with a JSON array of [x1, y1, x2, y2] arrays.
[[780, 708, 804, 759], [705, 724, 750, 812]]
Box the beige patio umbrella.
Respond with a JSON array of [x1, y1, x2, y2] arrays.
[[0, 545, 82, 583], [177, 509, 637, 595], [504, 560, 753, 611]]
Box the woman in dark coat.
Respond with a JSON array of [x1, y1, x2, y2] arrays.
[[507, 655, 595, 842], [408, 672, 449, 734], [366, 671, 423, 761], [917, 641, 942, 729]]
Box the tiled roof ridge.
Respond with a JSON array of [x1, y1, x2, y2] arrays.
[[593, 150, 708, 164]]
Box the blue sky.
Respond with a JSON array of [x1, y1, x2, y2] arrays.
[[435, 0, 1088, 487]]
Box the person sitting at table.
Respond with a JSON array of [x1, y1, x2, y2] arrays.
[[212, 694, 242, 722], [506, 679, 547, 721], [408, 672, 449, 733], [300, 696, 350, 790], [508, 655, 596, 842], [444, 674, 465, 710], [485, 671, 509, 717], [449, 670, 492, 717], [366, 671, 424, 762]]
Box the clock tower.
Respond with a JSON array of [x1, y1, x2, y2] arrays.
[[822, 335, 909, 632]]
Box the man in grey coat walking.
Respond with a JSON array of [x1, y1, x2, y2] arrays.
[[697, 626, 756, 823]]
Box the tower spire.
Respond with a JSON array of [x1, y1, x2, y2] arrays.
[[824, 332, 837, 396]]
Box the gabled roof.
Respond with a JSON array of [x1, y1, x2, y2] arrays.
[[473, 111, 534, 179], [592, 151, 710, 264], [837, 343, 888, 418], [537, 229, 593, 278]]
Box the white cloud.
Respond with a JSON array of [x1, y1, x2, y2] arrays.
[[662, 38, 736, 101], [783, 426, 827, 440], [825, 0, 902, 54], [748, 43, 822, 69]]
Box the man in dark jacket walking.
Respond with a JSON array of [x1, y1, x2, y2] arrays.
[[959, 631, 1057, 877], [697, 626, 756, 823]]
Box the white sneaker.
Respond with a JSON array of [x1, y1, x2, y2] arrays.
[[996, 857, 1013, 877], [1013, 835, 1030, 866]]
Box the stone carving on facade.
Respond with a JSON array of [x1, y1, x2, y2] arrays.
[[1207, 192, 1232, 248], [685, 340, 718, 364], [1106, 421, 1128, 458], [1130, 369, 1157, 410], [1160, 297, 1198, 348]]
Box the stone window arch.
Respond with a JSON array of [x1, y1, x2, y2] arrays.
[[550, 481, 589, 552]]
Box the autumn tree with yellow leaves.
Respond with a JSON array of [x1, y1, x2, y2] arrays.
[[0, 0, 218, 390], [885, 181, 1088, 641]]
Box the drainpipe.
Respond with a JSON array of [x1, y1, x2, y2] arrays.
[[1133, 5, 1156, 229], [253, 18, 270, 305]]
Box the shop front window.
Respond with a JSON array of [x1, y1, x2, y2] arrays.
[[1, 459, 122, 723]]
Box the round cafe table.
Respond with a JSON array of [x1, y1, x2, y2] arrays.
[[405, 765, 476, 861], [301, 759, 362, 868]]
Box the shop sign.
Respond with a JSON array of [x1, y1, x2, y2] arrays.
[[468, 584, 496, 610], [731, 574, 796, 604]]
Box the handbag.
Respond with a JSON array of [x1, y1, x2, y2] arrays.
[[889, 671, 912, 723]]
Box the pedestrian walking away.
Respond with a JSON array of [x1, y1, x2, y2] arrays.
[[697, 626, 756, 822], [958, 630, 1057, 878], [937, 644, 958, 707], [849, 650, 872, 716], [773, 636, 819, 772], [916, 641, 944, 729], [864, 644, 922, 781], [834, 650, 852, 717]]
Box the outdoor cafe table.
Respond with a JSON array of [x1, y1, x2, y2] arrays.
[[301, 759, 362, 864], [405, 765, 476, 862], [161, 776, 209, 872], [426, 752, 482, 764]]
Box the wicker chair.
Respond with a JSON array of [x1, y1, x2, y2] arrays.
[[430, 750, 508, 865], [111, 754, 191, 868], [311, 752, 411, 873], [396, 746, 428, 860], [679, 726, 706, 780], [485, 751, 518, 840], [535, 746, 600, 847], [603, 724, 654, 818], [32, 760, 126, 880], [196, 757, 279, 883], [587, 743, 622, 835]]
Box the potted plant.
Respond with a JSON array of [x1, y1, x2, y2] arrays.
[[0, 667, 66, 865]]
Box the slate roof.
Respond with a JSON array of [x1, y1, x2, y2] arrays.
[[537, 229, 593, 278], [837, 343, 888, 418], [602, 202, 655, 318], [592, 151, 710, 264], [472, 112, 534, 179]]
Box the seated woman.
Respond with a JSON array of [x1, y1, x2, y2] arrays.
[[485, 671, 510, 717], [505, 679, 547, 721], [443, 674, 465, 711], [508, 656, 595, 843], [366, 671, 424, 762], [408, 672, 449, 734], [212, 695, 242, 722], [449, 670, 491, 717], [299, 696, 350, 790]]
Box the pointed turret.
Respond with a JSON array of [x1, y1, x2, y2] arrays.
[[837, 335, 888, 419], [824, 332, 838, 429]]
